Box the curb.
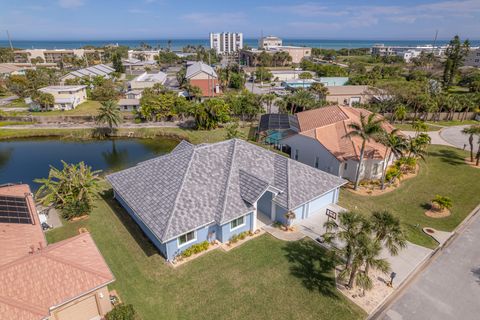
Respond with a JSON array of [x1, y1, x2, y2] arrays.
[[368, 203, 480, 319]]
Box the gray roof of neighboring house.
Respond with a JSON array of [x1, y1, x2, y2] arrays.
[[107, 139, 346, 243], [131, 71, 167, 84], [185, 61, 217, 79]]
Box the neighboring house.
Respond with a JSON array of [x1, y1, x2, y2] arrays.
[[125, 89, 143, 99], [123, 58, 157, 72], [14, 48, 103, 64], [210, 32, 243, 54], [118, 98, 141, 112], [127, 50, 160, 61], [316, 77, 349, 86], [465, 47, 480, 68], [241, 46, 311, 66], [282, 106, 396, 182], [60, 64, 115, 83], [259, 36, 283, 50], [185, 61, 221, 97], [325, 85, 372, 106], [107, 139, 346, 261], [31, 85, 87, 110], [271, 70, 315, 81], [129, 71, 167, 90], [0, 63, 28, 77], [0, 183, 115, 320]]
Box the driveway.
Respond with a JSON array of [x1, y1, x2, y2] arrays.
[[401, 131, 454, 147], [440, 125, 479, 154], [380, 209, 480, 320]]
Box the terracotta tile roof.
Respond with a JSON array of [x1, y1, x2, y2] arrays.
[[0, 232, 115, 320], [0, 184, 46, 266], [297, 106, 395, 161], [325, 85, 370, 96], [190, 79, 222, 97]]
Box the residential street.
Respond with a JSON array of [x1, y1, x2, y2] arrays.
[[441, 125, 479, 153], [379, 209, 480, 320]]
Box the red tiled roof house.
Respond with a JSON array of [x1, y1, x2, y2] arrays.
[[0, 184, 115, 320], [282, 106, 397, 182]]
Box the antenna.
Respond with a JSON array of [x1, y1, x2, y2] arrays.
[[6, 30, 13, 50], [432, 30, 438, 54]]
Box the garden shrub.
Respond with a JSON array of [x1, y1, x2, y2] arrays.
[[385, 166, 401, 183], [229, 231, 249, 244], [106, 304, 139, 320], [181, 241, 210, 258]]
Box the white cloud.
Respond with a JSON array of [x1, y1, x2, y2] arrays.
[[58, 0, 85, 9]]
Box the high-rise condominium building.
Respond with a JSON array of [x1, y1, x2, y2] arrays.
[[210, 32, 243, 54]]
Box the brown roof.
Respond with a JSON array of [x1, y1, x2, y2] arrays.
[[0, 232, 115, 320], [296, 106, 395, 161], [326, 85, 370, 96], [190, 79, 222, 97], [0, 184, 47, 266]]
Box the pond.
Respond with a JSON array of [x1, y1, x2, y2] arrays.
[[0, 137, 179, 190]]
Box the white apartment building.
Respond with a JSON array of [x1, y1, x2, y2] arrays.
[[13, 49, 102, 64], [210, 32, 243, 54], [465, 48, 480, 68], [259, 36, 282, 50]]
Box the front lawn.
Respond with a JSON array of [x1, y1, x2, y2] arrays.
[[16, 100, 102, 116], [339, 145, 480, 248], [394, 123, 442, 132], [46, 189, 365, 320]]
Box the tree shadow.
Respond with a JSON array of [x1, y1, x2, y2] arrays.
[[100, 189, 160, 258], [282, 239, 340, 298], [429, 149, 465, 166], [420, 202, 432, 211], [471, 267, 480, 285]]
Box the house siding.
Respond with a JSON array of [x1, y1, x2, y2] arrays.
[[257, 192, 274, 218], [218, 212, 253, 243], [113, 191, 168, 257], [165, 224, 215, 261]]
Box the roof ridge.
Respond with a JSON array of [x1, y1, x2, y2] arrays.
[[217, 140, 237, 223], [285, 157, 291, 209], [0, 295, 46, 317], [342, 119, 359, 158], [161, 147, 196, 241]]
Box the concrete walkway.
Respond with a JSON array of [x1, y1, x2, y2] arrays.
[[262, 225, 305, 241]]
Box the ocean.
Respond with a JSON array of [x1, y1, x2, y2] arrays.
[[1, 39, 478, 50]]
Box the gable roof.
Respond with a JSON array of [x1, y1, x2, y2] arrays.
[[185, 61, 217, 79], [0, 184, 47, 266], [0, 232, 115, 320], [295, 106, 395, 161], [107, 139, 345, 242], [325, 85, 370, 96], [61, 64, 115, 80]]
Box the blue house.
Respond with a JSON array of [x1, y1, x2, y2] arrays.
[[107, 139, 346, 261]]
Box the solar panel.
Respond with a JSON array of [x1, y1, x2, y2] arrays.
[[0, 195, 32, 224]]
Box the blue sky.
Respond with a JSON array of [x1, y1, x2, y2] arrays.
[[0, 0, 479, 40]]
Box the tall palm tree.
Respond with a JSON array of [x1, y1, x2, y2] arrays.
[[261, 93, 276, 114], [324, 211, 369, 269], [345, 113, 385, 190], [309, 82, 329, 101], [370, 210, 407, 256], [462, 125, 480, 163], [377, 129, 406, 189], [96, 100, 122, 135]]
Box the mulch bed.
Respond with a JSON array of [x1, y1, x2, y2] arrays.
[[425, 208, 451, 218]]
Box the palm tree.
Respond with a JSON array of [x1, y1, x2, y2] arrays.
[[324, 211, 369, 269], [345, 113, 385, 190], [96, 100, 122, 135], [377, 130, 406, 189], [392, 104, 407, 124], [462, 125, 480, 163], [261, 93, 276, 114], [309, 82, 329, 101], [370, 210, 407, 256]]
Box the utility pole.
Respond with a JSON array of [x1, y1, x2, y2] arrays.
[[432, 30, 439, 54], [6, 30, 14, 50]]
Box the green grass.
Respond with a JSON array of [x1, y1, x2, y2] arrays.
[[15, 100, 102, 117], [427, 120, 479, 127], [2, 98, 28, 108], [46, 188, 365, 320], [339, 145, 480, 248], [394, 123, 442, 132], [0, 125, 254, 143], [0, 121, 35, 127]]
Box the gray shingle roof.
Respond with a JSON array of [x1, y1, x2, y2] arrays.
[[107, 139, 346, 242]]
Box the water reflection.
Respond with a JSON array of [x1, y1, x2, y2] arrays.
[[101, 140, 130, 172], [0, 147, 13, 170]]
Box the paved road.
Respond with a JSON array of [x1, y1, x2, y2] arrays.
[[0, 95, 18, 106], [381, 209, 480, 320], [440, 125, 479, 154], [401, 131, 454, 147]]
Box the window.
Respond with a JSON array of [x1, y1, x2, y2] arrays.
[[230, 216, 245, 231], [314, 156, 320, 168], [294, 149, 299, 160], [373, 163, 380, 175], [344, 162, 348, 170], [178, 231, 196, 246]]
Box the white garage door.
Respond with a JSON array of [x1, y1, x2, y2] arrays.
[[308, 191, 335, 216], [56, 295, 100, 320]]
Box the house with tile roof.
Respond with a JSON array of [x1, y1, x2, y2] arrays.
[[281, 106, 396, 182], [107, 139, 346, 261], [0, 184, 115, 320], [185, 61, 221, 98], [31, 85, 88, 111]]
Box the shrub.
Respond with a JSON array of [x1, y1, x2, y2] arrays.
[[106, 304, 139, 320], [431, 195, 453, 211], [181, 241, 210, 258], [229, 231, 249, 244], [385, 166, 401, 183]]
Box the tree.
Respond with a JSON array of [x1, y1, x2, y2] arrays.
[[377, 129, 406, 190], [106, 304, 139, 320], [225, 121, 244, 139], [191, 98, 230, 130], [431, 195, 453, 211], [254, 67, 273, 83], [411, 120, 428, 137], [96, 100, 122, 135], [184, 84, 202, 102], [370, 210, 406, 256], [34, 161, 101, 219], [309, 82, 329, 101], [261, 93, 276, 113], [227, 90, 263, 121], [176, 67, 187, 88], [112, 53, 125, 73], [443, 35, 470, 88], [90, 80, 118, 102], [298, 72, 313, 80], [140, 88, 186, 121], [32, 91, 55, 111], [462, 125, 480, 162], [392, 104, 407, 123], [287, 89, 316, 113], [345, 113, 385, 190]]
